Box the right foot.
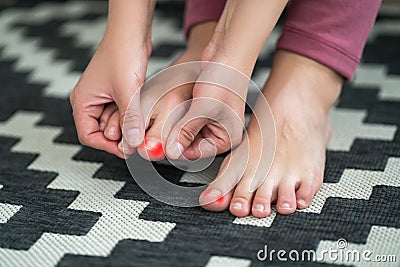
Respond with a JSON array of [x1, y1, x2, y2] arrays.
[[199, 51, 342, 217]]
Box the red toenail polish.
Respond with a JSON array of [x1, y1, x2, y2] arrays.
[[204, 188, 223, 203], [140, 137, 164, 158]]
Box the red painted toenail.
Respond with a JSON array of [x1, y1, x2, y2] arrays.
[[204, 189, 224, 203], [139, 137, 164, 158]]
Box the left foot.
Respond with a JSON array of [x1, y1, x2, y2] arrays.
[[200, 51, 343, 217]]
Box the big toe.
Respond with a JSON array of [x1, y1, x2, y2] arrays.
[[199, 188, 233, 211], [137, 136, 165, 161], [137, 118, 166, 161]]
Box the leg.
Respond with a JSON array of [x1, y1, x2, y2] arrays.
[[201, 0, 381, 216], [201, 50, 342, 216]]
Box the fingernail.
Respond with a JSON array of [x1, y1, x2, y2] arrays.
[[297, 199, 306, 206], [206, 188, 221, 198], [126, 128, 142, 146], [281, 203, 291, 209], [123, 143, 130, 153], [232, 202, 243, 210], [99, 122, 106, 131], [168, 141, 183, 159], [107, 126, 116, 136], [253, 204, 264, 212], [118, 141, 123, 150]]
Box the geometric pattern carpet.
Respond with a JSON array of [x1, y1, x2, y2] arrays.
[[0, 1, 399, 266]]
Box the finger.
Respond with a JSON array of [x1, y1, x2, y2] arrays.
[[165, 108, 210, 160], [113, 79, 145, 148], [104, 110, 122, 141], [99, 103, 118, 131], [182, 126, 229, 160], [73, 111, 125, 158], [118, 139, 136, 156]]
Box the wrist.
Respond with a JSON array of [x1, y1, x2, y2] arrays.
[[105, 0, 155, 54], [187, 22, 218, 55], [211, 43, 259, 78], [102, 29, 151, 58]]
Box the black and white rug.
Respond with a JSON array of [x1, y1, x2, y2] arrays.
[[0, 1, 399, 266]]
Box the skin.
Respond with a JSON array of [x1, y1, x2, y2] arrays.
[[100, 22, 220, 160], [200, 50, 342, 217], [70, 0, 156, 158], [194, 0, 343, 216], [94, 0, 344, 217], [165, 0, 289, 160]]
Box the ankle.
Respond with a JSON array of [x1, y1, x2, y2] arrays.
[[187, 22, 217, 56], [267, 51, 342, 110]]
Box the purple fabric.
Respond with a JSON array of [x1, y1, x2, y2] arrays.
[[184, 0, 226, 37], [183, 0, 381, 80]]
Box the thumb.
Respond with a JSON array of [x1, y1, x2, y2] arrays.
[[165, 107, 210, 160], [114, 80, 145, 148]]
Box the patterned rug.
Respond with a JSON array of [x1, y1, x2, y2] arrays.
[[0, 1, 399, 266]]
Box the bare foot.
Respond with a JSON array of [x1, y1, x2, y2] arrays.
[[200, 50, 343, 217]]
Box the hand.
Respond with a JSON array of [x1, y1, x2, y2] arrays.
[[70, 0, 155, 158], [70, 36, 150, 158], [165, 68, 247, 160], [165, 0, 288, 161]]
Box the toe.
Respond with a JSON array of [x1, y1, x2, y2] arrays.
[[296, 176, 322, 209], [230, 195, 253, 217], [138, 136, 165, 161], [199, 189, 233, 211], [251, 182, 276, 218], [137, 119, 166, 161], [276, 178, 297, 215], [200, 154, 245, 212], [104, 111, 121, 141], [99, 104, 118, 132], [229, 178, 256, 217]]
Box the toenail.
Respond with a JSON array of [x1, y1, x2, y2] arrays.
[[297, 199, 306, 206], [206, 188, 221, 198], [145, 137, 159, 149], [232, 202, 243, 210], [126, 128, 142, 146], [143, 137, 164, 157], [253, 204, 265, 212], [108, 126, 116, 136], [99, 122, 106, 131], [281, 203, 291, 209], [168, 141, 183, 159]]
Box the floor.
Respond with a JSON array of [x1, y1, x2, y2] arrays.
[[0, 1, 399, 266]]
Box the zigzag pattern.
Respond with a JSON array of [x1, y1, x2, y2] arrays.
[[0, 1, 399, 266], [354, 64, 400, 100], [0, 112, 175, 267], [0, 1, 106, 98]]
